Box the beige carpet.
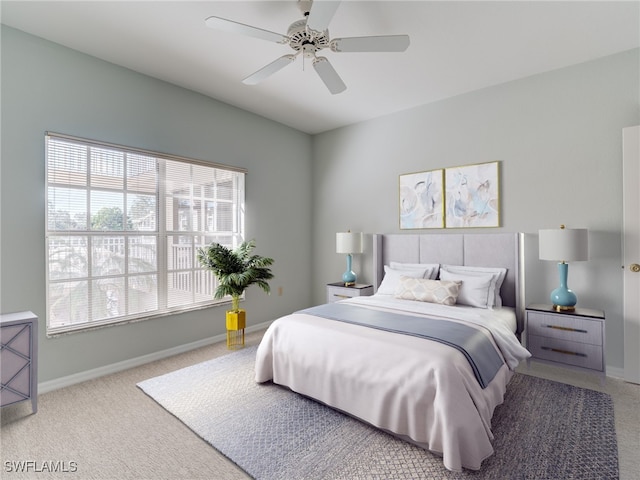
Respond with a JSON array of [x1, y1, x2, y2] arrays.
[[139, 345, 619, 479], [2, 329, 639, 480]]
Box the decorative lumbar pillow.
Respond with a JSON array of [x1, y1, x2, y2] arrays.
[[438, 270, 494, 308], [378, 266, 430, 295], [394, 276, 461, 306]]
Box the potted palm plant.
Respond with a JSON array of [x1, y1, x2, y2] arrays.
[[197, 240, 274, 348]]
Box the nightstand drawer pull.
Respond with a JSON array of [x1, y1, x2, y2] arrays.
[[541, 346, 587, 357], [333, 294, 351, 299], [546, 324, 587, 333]]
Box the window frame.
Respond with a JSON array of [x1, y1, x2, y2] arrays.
[[45, 132, 246, 335]]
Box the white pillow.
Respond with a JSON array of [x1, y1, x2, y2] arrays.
[[377, 266, 426, 295], [438, 270, 495, 308], [389, 262, 439, 280], [440, 265, 507, 307], [394, 276, 461, 306]]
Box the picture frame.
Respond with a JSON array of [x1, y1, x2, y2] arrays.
[[399, 169, 444, 229], [444, 161, 500, 228]]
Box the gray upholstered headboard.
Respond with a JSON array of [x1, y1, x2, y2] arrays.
[[372, 233, 524, 334]]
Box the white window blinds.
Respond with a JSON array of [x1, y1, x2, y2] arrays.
[[45, 133, 246, 334]]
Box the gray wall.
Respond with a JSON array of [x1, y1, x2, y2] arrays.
[[1, 26, 313, 383], [2, 24, 638, 383], [312, 49, 640, 373]]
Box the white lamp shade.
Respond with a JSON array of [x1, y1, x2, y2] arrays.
[[336, 232, 363, 254], [539, 228, 589, 262]]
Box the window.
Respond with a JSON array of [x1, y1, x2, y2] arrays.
[[45, 133, 246, 334]]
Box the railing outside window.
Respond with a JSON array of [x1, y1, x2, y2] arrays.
[[45, 133, 246, 334]]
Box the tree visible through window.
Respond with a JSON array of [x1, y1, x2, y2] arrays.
[[45, 133, 246, 334]]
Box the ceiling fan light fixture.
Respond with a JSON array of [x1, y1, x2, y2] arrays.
[[302, 43, 317, 58], [288, 20, 330, 53]]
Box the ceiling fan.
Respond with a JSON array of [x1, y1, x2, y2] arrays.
[[205, 0, 410, 94]]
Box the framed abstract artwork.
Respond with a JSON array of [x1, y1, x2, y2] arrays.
[[445, 161, 500, 228], [399, 169, 444, 229]]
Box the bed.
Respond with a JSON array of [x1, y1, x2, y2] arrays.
[[255, 232, 531, 472]]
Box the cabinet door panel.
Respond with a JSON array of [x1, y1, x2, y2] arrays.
[[327, 288, 357, 303], [528, 334, 603, 371], [527, 312, 602, 345], [0, 365, 31, 406], [1, 325, 31, 356], [1, 312, 37, 412], [1, 349, 29, 383], [0, 388, 26, 406]]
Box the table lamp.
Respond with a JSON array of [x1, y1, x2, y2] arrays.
[[336, 231, 363, 286], [539, 225, 589, 312]]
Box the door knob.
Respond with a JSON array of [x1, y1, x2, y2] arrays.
[[631, 263, 640, 273]]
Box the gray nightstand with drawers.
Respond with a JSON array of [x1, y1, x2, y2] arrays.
[[525, 303, 605, 383], [326, 282, 374, 303]]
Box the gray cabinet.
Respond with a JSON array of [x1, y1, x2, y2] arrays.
[[1, 311, 38, 413], [525, 304, 605, 383], [326, 282, 374, 303]]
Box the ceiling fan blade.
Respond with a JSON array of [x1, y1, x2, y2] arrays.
[[205, 16, 288, 44], [306, 1, 341, 32], [242, 55, 296, 85], [331, 35, 410, 53], [312, 57, 346, 94]]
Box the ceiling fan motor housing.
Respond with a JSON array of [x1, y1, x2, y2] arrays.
[[287, 18, 330, 56]]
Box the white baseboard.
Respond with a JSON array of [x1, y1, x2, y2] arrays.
[[38, 321, 272, 394], [38, 321, 627, 394], [606, 365, 624, 379]]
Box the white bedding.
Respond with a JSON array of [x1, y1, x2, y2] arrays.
[[255, 295, 531, 472]]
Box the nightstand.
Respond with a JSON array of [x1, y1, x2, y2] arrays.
[[326, 282, 374, 303], [1, 311, 38, 413], [525, 304, 605, 383]]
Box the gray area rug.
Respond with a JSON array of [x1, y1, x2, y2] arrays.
[[138, 345, 618, 479]]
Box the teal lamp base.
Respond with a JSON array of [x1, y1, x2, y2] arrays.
[[551, 262, 577, 312], [342, 254, 357, 286]]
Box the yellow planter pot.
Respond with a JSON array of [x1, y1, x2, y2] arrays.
[[226, 310, 246, 349]]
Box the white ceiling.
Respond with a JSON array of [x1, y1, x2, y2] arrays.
[[2, 1, 639, 134]]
